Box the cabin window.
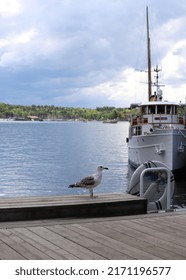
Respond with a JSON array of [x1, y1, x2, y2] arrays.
[[157, 105, 165, 114], [141, 106, 147, 114], [175, 106, 177, 115], [154, 117, 167, 121], [167, 105, 172, 114], [137, 126, 142, 135], [132, 127, 136, 135], [132, 126, 142, 136], [148, 105, 155, 114], [166, 105, 177, 115]]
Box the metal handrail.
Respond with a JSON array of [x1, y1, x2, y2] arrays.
[[140, 167, 171, 210]]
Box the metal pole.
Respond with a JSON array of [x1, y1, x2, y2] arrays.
[[146, 6, 152, 100], [140, 167, 171, 210], [166, 168, 171, 210]]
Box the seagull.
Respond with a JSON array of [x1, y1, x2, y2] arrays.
[[68, 166, 108, 198]]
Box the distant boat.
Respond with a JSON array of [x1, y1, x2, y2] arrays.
[[127, 7, 186, 172], [103, 119, 118, 124]]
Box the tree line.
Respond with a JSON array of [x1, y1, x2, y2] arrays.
[[0, 103, 131, 121]]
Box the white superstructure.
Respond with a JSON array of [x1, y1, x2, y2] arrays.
[[127, 7, 186, 172], [128, 99, 186, 171]]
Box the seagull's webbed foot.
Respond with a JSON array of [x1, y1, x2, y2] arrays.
[[89, 189, 98, 199]]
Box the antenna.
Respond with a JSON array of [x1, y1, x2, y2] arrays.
[[153, 65, 164, 101], [154, 65, 160, 91]]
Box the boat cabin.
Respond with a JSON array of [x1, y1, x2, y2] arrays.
[[130, 101, 185, 137]]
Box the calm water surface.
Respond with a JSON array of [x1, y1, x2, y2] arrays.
[[0, 120, 185, 206], [0, 121, 129, 197]]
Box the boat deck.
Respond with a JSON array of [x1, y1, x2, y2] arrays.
[[0, 210, 186, 259]]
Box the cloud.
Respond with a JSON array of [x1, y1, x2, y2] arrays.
[[50, 67, 148, 108], [0, 28, 38, 66], [0, 0, 22, 17], [159, 39, 186, 103], [0, 0, 186, 107], [162, 40, 186, 79]]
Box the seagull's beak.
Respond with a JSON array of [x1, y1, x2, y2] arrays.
[[103, 167, 108, 170]]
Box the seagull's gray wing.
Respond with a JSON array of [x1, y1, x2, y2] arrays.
[[68, 175, 95, 189], [79, 176, 95, 187]]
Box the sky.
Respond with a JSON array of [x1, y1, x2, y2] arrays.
[[1, 0, 186, 108]]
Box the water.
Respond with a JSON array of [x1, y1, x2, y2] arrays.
[[0, 120, 185, 207], [172, 172, 186, 207], [0, 121, 129, 197]]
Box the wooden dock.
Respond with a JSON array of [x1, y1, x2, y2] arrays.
[[0, 210, 186, 259], [0, 193, 147, 222], [0, 193, 185, 260]]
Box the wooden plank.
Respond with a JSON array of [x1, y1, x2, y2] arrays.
[[0, 193, 144, 207], [134, 216, 186, 237], [28, 226, 105, 260], [85, 221, 169, 260], [64, 223, 160, 259], [100, 220, 185, 259], [0, 240, 25, 260], [11, 227, 79, 260], [123, 219, 186, 247], [48, 224, 132, 260], [0, 229, 52, 260], [0, 210, 185, 259], [0, 193, 147, 222], [162, 215, 186, 229], [110, 219, 186, 259]]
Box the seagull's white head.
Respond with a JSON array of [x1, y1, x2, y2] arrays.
[[97, 166, 108, 171]]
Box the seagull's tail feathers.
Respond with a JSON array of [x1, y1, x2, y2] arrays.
[[68, 184, 75, 188], [68, 183, 81, 188]]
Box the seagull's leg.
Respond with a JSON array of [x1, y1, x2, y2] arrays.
[[89, 188, 98, 198], [89, 188, 94, 198]]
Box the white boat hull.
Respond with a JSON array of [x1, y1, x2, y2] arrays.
[[128, 129, 186, 171]]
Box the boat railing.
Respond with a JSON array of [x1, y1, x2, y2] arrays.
[[178, 128, 186, 138], [131, 114, 185, 126]]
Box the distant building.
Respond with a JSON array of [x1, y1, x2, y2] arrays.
[[27, 116, 40, 121]]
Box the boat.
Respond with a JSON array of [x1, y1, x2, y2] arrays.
[[127, 7, 186, 172], [102, 119, 118, 124]]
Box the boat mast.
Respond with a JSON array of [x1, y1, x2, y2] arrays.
[[146, 6, 152, 101]]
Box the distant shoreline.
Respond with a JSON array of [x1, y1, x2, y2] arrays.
[[0, 103, 130, 122], [0, 118, 128, 122]]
